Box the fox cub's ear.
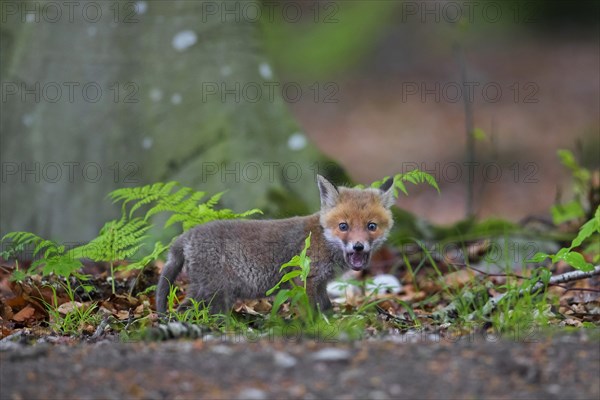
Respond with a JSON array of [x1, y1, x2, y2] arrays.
[[379, 177, 395, 208], [317, 175, 339, 209]]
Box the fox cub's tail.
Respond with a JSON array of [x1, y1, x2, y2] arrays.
[[156, 241, 185, 315]]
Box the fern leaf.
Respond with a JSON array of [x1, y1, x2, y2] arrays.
[[109, 181, 181, 218], [1, 232, 64, 260], [369, 169, 439, 197], [122, 241, 169, 272], [68, 217, 150, 262], [205, 191, 225, 208], [1, 231, 84, 278], [109, 181, 261, 232]]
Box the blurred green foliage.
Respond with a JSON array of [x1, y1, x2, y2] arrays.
[[261, 1, 397, 79]]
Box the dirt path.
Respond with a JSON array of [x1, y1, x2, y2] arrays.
[[2, 332, 598, 399]]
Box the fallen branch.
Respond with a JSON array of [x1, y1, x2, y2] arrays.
[[435, 265, 600, 321], [546, 265, 600, 288], [375, 305, 412, 325], [485, 265, 600, 313]]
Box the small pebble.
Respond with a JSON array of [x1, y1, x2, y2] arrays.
[[388, 383, 403, 396], [311, 348, 351, 362], [237, 387, 267, 400], [273, 351, 297, 368], [369, 390, 389, 400], [211, 345, 233, 355]]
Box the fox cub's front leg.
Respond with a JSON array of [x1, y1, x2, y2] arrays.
[[306, 278, 333, 312]]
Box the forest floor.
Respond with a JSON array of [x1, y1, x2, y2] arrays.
[[1, 255, 599, 399], [1, 330, 599, 399]]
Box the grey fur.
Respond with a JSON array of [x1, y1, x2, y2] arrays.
[[378, 177, 395, 208], [155, 175, 394, 315], [317, 175, 339, 210]]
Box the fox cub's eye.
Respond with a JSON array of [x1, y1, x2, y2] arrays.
[[339, 222, 349, 232], [367, 222, 377, 231]]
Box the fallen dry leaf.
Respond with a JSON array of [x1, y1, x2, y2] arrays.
[[443, 270, 476, 289], [560, 318, 583, 327], [57, 301, 84, 315], [234, 299, 271, 315], [109, 294, 139, 310], [12, 305, 35, 322], [116, 310, 131, 320], [253, 299, 272, 313], [134, 304, 145, 317]]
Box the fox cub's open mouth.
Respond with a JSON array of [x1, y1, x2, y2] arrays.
[[346, 251, 370, 271]]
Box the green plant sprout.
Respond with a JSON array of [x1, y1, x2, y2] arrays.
[[551, 149, 593, 224], [267, 233, 314, 321], [528, 206, 599, 272]]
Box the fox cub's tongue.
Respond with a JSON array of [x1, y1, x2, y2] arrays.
[[349, 252, 369, 269]]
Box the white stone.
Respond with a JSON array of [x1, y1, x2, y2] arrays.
[[366, 274, 402, 295], [327, 281, 345, 298]]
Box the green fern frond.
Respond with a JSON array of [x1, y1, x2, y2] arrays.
[[123, 241, 169, 272], [1, 232, 63, 260], [370, 169, 440, 197], [205, 192, 224, 208], [69, 217, 150, 262], [109, 181, 182, 218], [3, 182, 262, 285], [1, 232, 82, 278], [108, 181, 261, 231]]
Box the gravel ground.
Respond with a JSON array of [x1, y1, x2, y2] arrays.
[[1, 331, 599, 399]]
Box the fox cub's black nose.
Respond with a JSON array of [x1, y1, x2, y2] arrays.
[[353, 242, 365, 252]]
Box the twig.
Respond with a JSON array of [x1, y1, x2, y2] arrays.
[[486, 265, 600, 312], [375, 305, 412, 324], [456, 263, 599, 290], [90, 315, 111, 340], [541, 265, 600, 290], [435, 265, 600, 320], [459, 263, 527, 280], [553, 284, 600, 293], [124, 308, 135, 330]]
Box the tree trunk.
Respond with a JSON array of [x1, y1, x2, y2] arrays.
[[1, 0, 326, 242]]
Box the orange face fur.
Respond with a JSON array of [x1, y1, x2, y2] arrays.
[[317, 176, 395, 271]]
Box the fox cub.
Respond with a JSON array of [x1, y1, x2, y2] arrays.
[[156, 175, 395, 315]]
